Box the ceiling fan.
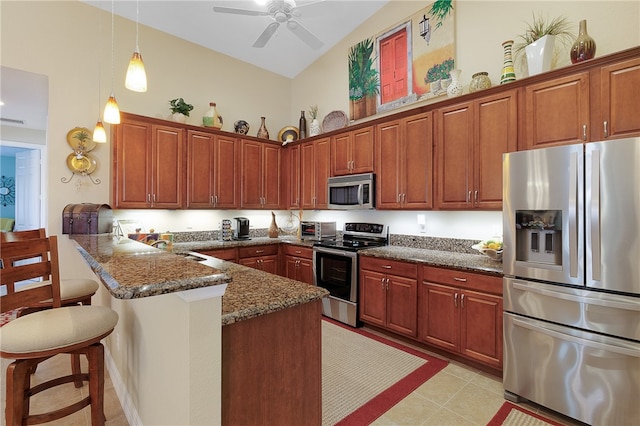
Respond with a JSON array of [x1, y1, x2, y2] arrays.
[[213, 0, 324, 50]]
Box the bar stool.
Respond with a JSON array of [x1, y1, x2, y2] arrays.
[[0, 235, 119, 425]]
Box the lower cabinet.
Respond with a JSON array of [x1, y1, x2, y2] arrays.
[[199, 248, 237, 262], [238, 245, 279, 274], [359, 256, 418, 338], [281, 244, 314, 285], [419, 266, 503, 369]]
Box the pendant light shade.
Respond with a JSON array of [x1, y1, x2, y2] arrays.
[[125, 50, 147, 92], [125, 0, 147, 92], [93, 120, 107, 143], [104, 92, 120, 124]]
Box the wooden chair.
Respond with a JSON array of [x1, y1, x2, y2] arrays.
[[1, 228, 100, 385], [0, 235, 119, 425]]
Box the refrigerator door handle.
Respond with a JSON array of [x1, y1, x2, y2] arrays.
[[569, 152, 579, 278], [511, 317, 640, 357], [588, 149, 602, 281], [511, 281, 640, 311]]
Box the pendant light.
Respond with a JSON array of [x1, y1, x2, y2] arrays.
[[93, 4, 107, 143], [125, 0, 147, 92], [103, 0, 120, 124]]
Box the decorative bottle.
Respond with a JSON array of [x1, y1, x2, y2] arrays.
[[299, 111, 307, 139], [446, 69, 463, 97], [469, 72, 492, 92], [570, 20, 596, 64], [203, 102, 223, 129], [500, 40, 517, 84], [268, 212, 279, 238], [257, 117, 269, 139]]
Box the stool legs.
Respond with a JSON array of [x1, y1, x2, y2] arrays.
[[87, 343, 106, 426]]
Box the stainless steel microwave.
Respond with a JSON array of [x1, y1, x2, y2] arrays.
[[327, 173, 375, 210]]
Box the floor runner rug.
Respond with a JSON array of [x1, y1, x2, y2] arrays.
[[322, 319, 448, 426], [487, 402, 564, 426]]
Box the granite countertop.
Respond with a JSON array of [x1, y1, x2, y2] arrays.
[[172, 236, 315, 253], [70, 234, 328, 326], [359, 245, 503, 276]]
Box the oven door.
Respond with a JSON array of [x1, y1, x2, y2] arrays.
[[313, 246, 357, 303]]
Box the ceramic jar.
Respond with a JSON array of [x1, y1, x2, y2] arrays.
[[268, 212, 279, 238], [469, 72, 492, 93], [500, 40, 517, 84], [309, 118, 321, 137], [234, 120, 250, 135], [203, 102, 223, 129], [446, 69, 463, 97]]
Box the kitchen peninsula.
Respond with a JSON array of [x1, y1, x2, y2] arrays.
[[70, 234, 328, 425]]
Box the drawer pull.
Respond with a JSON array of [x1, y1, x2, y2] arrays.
[[381, 265, 392, 269], [255, 250, 264, 254], [453, 277, 467, 282]]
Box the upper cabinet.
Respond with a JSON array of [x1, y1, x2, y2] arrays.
[[113, 114, 185, 209], [592, 57, 640, 140], [283, 143, 301, 209], [301, 137, 331, 209], [436, 90, 517, 210], [376, 112, 433, 209], [331, 126, 374, 176], [239, 139, 282, 209], [186, 130, 239, 209], [521, 72, 590, 149]]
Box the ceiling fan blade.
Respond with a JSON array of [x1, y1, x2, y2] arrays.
[[253, 22, 280, 48], [287, 20, 323, 50], [212, 6, 269, 17]]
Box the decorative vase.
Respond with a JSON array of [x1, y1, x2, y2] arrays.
[[299, 111, 307, 139], [469, 72, 492, 92], [172, 112, 187, 123], [234, 120, 250, 134], [203, 102, 223, 129], [440, 78, 452, 90], [309, 118, 321, 136], [268, 212, 279, 238], [257, 117, 269, 139], [446, 69, 463, 97], [525, 35, 556, 76], [570, 19, 596, 64], [500, 40, 517, 84]]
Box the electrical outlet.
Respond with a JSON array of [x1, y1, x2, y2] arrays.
[[417, 214, 426, 233]]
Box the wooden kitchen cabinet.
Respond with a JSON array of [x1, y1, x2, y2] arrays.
[[301, 137, 331, 209], [436, 90, 517, 209], [331, 126, 374, 176], [186, 130, 239, 208], [239, 139, 282, 209], [281, 244, 314, 285], [521, 72, 590, 149], [284, 143, 301, 209], [376, 111, 433, 209], [360, 256, 418, 337], [419, 266, 503, 369], [199, 248, 237, 262], [238, 245, 279, 274], [592, 56, 640, 140], [113, 114, 185, 209]]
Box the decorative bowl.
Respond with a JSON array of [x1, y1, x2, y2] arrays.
[[472, 239, 503, 261]]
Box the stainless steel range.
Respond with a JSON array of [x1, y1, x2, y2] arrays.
[[313, 222, 388, 327]]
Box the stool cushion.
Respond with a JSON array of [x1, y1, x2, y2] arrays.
[[19, 278, 99, 302], [0, 306, 118, 355]]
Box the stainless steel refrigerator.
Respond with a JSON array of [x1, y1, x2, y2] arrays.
[[502, 137, 640, 425]]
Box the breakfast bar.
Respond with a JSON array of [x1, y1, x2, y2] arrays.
[[70, 234, 328, 425]]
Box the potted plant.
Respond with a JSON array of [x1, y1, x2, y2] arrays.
[[169, 98, 194, 122], [308, 104, 321, 136], [513, 13, 574, 76]]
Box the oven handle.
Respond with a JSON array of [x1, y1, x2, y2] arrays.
[[511, 317, 640, 357], [313, 246, 358, 258]]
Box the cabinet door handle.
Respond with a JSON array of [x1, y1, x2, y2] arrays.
[[461, 293, 465, 308], [255, 250, 264, 254], [453, 277, 467, 282], [454, 292, 458, 308], [474, 190, 478, 202], [215, 195, 218, 204], [147, 194, 151, 203], [467, 191, 471, 203], [381, 265, 392, 269], [603, 120, 609, 138], [385, 277, 389, 290], [381, 277, 385, 289], [153, 194, 156, 203], [582, 124, 587, 141]]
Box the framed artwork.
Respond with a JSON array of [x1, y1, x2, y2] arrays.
[[348, 0, 456, 121]]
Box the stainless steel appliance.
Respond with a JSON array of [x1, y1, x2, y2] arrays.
[[503, 137, 640, 425], [327, 173, 375, 210], [313, 222, 388, 327], [300, 221, 337, 241], [233, 217, 250, 240]]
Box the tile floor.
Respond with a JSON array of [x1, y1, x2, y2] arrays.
[[1, 327, 585, 426]]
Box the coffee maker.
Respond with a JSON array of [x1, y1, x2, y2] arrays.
[[234, 217, 250, 240]]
